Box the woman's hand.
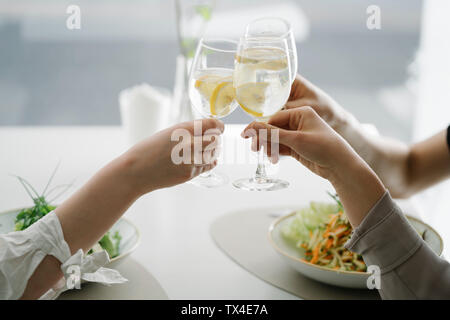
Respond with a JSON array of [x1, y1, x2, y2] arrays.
[[121, 118, 224, 195], [287, 75, 450, 198], [242, 107, 386, 227], [285, 75, 355, 133], [242, 107, 354, 180]]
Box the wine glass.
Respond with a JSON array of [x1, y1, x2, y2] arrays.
[[245, 17, 297, 83], [232, 36, 292, 191], [188, 38, 239, 187]]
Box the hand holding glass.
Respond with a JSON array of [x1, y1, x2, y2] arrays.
[[188, 38, 239, 187], [232, 37, 292, 191]]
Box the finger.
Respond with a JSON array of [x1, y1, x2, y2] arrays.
[[270, 107, 320, 132], [242, 121, 298, 152], [203, 134, 221, 163], [191, 136, 221, 165], [269, 150, 279, 164], [257, 140, 291, 156], [199, 118, 225, 135], [265, 141, 275, 162], [266, 110, 293, 129], [243, 124, 266, 152], [241, 122, 258, 138], [260, 139, 291, 163], [207, 144, 220, 162], [202, 148, 219, 165], [178, 118, 225, 136], [285, 99, 313, 110], [191, 134, 221, 151], [202, 133, 221, 148], [251, 134, 260, 152], [247, 133, 292, 162], [288, 73, 310, 100], [242, 121, 269, 138]]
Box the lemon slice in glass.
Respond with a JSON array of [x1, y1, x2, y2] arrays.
[[195, 75, 224, 99], [235, 82, 269, 118], [195, 75, 234, 117], [209, 81, 235, 116]]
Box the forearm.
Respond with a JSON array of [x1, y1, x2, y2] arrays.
[[21, 154, 144, 299], [336, 114, 412, 198], [405, 129, 450, 196], [55, 154, 142, 254], [328, 150, 386, 228]]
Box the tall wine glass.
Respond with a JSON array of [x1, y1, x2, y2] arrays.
[[232, 37, 292, 191], [245, 17, 297, 83], [188, 38, 239, 187]]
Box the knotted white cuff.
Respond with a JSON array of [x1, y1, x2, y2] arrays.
[[0, 211, 127, 300]]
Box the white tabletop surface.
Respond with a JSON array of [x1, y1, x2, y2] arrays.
[[0, 124, 418, 299]]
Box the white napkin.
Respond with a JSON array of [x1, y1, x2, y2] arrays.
[[119, 83, 171, 146], [40, 249, 127, 300]]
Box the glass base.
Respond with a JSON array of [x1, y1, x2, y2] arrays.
[[232, 177, 289, 191], [188, 171, 229, 188]]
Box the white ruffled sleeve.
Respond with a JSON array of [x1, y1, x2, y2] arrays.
[[0, 211, 127, 300]]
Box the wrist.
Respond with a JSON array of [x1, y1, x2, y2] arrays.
[[328, 152, 386, 227], [328, 150, 363, 186], [333, 108, 358, 137]]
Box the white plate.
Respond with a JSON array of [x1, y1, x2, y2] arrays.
[[0, 207, 140, 268], [269, 212, 443, 289]]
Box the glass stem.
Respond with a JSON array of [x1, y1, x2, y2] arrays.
[[254, 145, 268, 183]]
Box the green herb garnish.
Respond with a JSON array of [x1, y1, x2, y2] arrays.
[[99, 231, 122, 259], [12, 164, 121, 258], [13, 163, 67, 231], [326, 191, 344, 212]]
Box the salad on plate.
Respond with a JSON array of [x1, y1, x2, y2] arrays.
[[281, 192, 366, 272]]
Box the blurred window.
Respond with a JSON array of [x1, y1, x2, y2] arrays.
[[0, 0, 422, 142]]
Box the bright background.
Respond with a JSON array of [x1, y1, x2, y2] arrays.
[[0, 0, 422, 142]]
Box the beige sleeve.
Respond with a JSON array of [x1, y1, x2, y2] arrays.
[[345, 191, 450, 299]]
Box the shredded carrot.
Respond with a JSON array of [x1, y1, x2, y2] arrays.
[[334, 226, 348, 238], [310, 243, 321, 264], [326, 238, 333, 249], [328, 214, 339, 228], [297, 200, 366, 272]]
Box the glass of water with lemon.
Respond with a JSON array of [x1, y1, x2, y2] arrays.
[[245, 17, 298, 84], [232, 36, 292, 191], [188, 38, 239, 187]]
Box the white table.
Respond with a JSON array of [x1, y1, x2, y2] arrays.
[[0, 125, 418, 299]]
